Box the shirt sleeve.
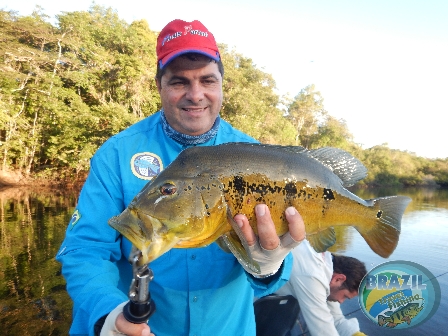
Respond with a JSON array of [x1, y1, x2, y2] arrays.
[[55, 150, 129, 336], [328, 301, 360, 336], [286, 270, 340, 336]]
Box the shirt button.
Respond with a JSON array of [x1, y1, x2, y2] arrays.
[[193, 296, 198, 302], [191, 255, 196, 260]]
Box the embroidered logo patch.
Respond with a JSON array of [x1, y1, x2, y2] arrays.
[[131, 152, 163, 180], [69, 210, 81, 230]]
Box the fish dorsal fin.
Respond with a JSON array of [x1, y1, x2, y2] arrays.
[[255, 144, 309, 155], [220, 142, 309, 155], [223, 143, 366, 187], [307, 227, 336, 253], [306, 147, 368, 187]]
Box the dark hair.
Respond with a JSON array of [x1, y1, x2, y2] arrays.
[[332, 254, 367, 292], [155, 53, 224, 84]]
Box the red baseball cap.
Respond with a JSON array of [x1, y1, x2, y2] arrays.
[[156, 19, 220, 69]]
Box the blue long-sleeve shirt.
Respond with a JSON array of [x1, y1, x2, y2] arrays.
[[56, 111, 293, 336]]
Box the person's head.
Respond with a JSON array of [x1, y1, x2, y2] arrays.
[[327, 254, 367, 304], [155, 19, 224, 136]]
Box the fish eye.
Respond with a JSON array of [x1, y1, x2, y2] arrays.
[[160, 183, 177, 195]]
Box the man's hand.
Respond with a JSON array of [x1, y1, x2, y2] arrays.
[[115, 313, 154, 336], [234, 205, 306, 277], [100, 302, 154, 336]]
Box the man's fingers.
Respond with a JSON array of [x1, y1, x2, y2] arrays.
[[234, 205, 305, 250], [285, 206, 306, 242], [116, 313, 154, 336], [255, 204, 280, 250], [233, 214, 257, 246]]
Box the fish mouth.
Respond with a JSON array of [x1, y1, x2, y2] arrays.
[[108, 207, 179, 264], [109, 208, 149, 249]]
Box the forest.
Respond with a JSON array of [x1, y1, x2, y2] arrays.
[[1, 5, 447, 188]]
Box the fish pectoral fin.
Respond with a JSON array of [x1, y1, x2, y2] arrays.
[[226, 208, 252, 256], [307, 227, 336, 252], [216, 236, 231, 253], [224, 209, 261, 274], [221, 232, 261, 274]]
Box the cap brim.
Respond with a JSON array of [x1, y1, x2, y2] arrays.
[[159, 48, 220, 69]]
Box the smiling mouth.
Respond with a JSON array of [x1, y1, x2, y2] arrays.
[[183, 107, 207, 112]]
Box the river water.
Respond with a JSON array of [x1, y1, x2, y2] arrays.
[[0, 186, 447, 335]]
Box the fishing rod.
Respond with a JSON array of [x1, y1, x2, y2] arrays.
[[123, 249, 156, 323]]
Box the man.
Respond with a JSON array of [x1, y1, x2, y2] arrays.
[[275, 239, 367, 336], [56, 19, 305, 336]]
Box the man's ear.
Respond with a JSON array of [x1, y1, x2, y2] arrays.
[[330, 273, 346, 286], [155, 77, 163, 94]]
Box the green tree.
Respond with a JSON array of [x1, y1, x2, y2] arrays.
[[286, 84, 327, 147], [1, 6, 160, 179], [0, 8, 59, 175], [220, 45, 296, 144], [306, 116, 356, 151], [1, 6, 448, 188]]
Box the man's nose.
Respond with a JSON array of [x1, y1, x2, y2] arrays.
[[186, 82, 204, 103]]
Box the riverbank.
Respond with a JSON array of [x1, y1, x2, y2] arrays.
[[0, 169, 87, 189]]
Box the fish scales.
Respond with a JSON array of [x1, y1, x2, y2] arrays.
[[109, 142, 411, 269]]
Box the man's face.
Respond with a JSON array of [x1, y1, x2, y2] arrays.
[[156, 55, 223, 136], [327, 273, 358, 304], [327, 286, 358, 304]]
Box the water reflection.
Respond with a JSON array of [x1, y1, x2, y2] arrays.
[[1, 186, 447, 335], [337, 187, 448, 335], [0, 187, 79, 335]]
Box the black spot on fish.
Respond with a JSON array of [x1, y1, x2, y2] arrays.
[[377, 210, 383, 218], [323, 188, 335, 200], [284, 182, 297, 198], [228, 176, 247, 210], [233, 176, 245, 193], [298, 190, 307, 199]]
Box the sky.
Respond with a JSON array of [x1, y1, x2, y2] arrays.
[[5, 0, 448, 158]]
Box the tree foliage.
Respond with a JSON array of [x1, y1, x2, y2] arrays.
[[286, 84, 327, 147], [1, 6, 448, 188], [219, 45, 296, 144], [0, 6, 160, 177]]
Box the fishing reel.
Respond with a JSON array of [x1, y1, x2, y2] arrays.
[[123, 249, 156, 323]]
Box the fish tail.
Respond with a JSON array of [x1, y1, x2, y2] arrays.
[[378, 315, 386, 326], [356, 196, 411, 258]]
